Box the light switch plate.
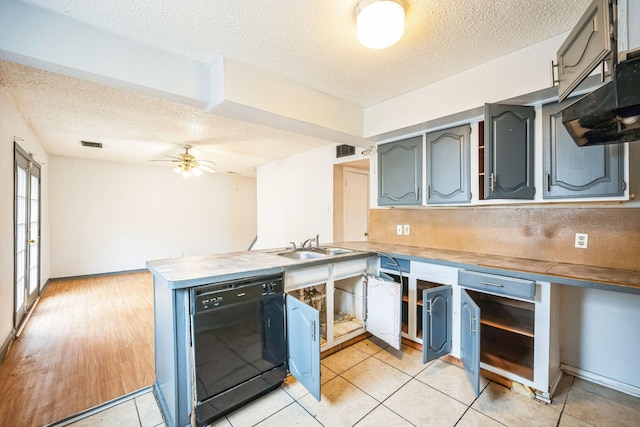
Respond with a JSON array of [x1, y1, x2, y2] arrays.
[[396, 225, 403, 235], [403, 224, 410, 235]]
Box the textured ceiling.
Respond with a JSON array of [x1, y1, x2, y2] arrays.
[[1, 0, 592, 175]]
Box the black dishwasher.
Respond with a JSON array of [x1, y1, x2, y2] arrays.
[[192, 274, 286, 426]]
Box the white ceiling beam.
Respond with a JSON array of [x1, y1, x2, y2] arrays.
[[0, 0, 212, 108], [0, 0, 366, 144]]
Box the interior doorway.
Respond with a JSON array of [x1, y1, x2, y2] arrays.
[[333, 159, 369, 242], [14, 143, 41, 329]]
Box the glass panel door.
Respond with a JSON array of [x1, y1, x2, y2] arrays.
[[14, 144, 41, 327]]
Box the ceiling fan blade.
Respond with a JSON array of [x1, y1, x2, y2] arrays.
[[149, 159, 180, 162]]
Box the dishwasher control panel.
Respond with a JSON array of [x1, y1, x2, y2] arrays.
[[193, 274, 284, 313]]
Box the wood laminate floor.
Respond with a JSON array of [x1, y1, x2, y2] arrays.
[[0, 272, 155, 427]]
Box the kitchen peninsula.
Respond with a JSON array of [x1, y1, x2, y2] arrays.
[[147, 242, 640, 427]]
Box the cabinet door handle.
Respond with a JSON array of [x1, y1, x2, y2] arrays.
[[416, 186, 420, 201], [426, 298, 432, 315], [480, 281, 504, 288], [489, 173, 495, 192], [311, 320, 316, 342], [546, 173, 551, 192], [469, 316, 476, 334]]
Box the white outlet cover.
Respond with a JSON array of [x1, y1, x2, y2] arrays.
[[575, 233, 588, 249], [396, 225, 403, 235], [403, 224, 410, 235]]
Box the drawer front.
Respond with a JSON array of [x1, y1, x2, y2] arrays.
[[458, 270, 535, 301], [379, 257, 410, 274]]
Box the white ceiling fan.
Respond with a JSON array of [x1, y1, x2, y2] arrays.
[[150, 145, 216, 177]]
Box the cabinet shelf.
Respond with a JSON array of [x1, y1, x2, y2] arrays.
[[480, 325, 534, 381], [476, 299, 534, 338]]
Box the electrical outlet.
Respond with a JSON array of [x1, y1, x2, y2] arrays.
[[403, 224, 410, 235], [396, 225, 403, 235], [575, 233, 588, 249]]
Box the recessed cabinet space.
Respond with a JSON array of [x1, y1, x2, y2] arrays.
[[377, 136, 423, 206], [284, 257, 402, 401], [542, 99, 624, 199], [458, 270, 560, 402], [380, 258, 458, 352], [425, 124, 471, 204], [483, 103, 536, 200]]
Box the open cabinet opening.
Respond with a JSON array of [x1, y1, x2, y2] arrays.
[[288, 285, 328, 347], [467, 289, 535, 381], [334, 276, 364, 341], [417, 279, 445, 340]]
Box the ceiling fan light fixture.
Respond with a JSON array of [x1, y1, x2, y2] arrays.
[[356, 0, 405, 49]]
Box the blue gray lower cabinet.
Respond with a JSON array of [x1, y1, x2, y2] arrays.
[[152, 278, 193, 427], [422, 286, 452, 363], [286, 294, 321, 401], [460, 290, 481, 397]]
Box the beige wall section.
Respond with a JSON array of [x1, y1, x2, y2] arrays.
[[369, 207, 640, 271]]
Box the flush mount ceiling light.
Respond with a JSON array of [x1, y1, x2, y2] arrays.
[[356, 0, 405, 49]]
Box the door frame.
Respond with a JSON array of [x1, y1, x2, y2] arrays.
[[14, 143, 42, 328]]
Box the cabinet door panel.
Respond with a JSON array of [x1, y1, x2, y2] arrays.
[[426, 125, 471, 204], [557, 0, 612, 101], [422, 285, 452, 363], [484, 104, 535, 199], [286, 295, 321, 401], [365, 275, 402, 350], [378, 136, 423, 206], [543, 100, 623, 198], [461, 289, 481, 397]]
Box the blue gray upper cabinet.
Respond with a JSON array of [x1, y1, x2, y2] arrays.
[[542, 100, 624, 198], [378, 136, 423, 206], [425, 125, 471, 204], [484, 103, 535, 200], [556, 0, 613, 101]]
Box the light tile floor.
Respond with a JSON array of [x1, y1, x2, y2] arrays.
[[60, 338, 640, 427]]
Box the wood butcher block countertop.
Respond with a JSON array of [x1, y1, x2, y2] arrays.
[[146, 242, 640, 294], [334, 241, 640, 295]]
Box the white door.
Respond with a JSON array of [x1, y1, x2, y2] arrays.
[[343, 168, 369, 241], [14, 144, 41, 328]]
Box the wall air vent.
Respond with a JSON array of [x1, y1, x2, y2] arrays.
[[336, 144, 355, 158], [81, 140, 103, 148]]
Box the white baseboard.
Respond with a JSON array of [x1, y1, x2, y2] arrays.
[[0, 328, 17, 365], [561, 364, 640, 398]]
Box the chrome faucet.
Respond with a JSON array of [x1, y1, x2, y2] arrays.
[[289, 241, 297, 251], [301, 234, 320, 249]]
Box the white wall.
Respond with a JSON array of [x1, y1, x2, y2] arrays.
[[364, 33, 568, 137], [256, 145, 334, 250], [256, 144, 369, 250], [49, 156, 256, 277], [0, 88, 50, 346], [560, 286, 640, 390]]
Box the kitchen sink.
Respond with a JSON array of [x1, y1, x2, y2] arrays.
[[325, 247, 352, 255], [277, 250, 327, 260], [276, 246, 353, 260]]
